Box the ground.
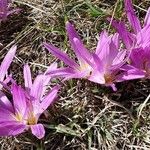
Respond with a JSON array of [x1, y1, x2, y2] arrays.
[[0, 0, 150, 149]]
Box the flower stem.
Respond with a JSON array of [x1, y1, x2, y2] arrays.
[[36, 141, 45, 150]]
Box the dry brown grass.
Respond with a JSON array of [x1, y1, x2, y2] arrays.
[[0, 0, 150, 149]]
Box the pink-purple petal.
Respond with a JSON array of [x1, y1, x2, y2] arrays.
[[112, 50, 127, 66], [124, 0, 141, 34], [66, 22, 91, 59], [92, 53, 104, 73], [109, 84, 117, 91], [45, 62, 57, 75], [144, 7, 150, 26], [46, 67, 75, 78], [11, 84, 27, 117], [44, 42, 79, 69], [0, 91, 13, 113], [30, 75, 44, 102], [0, 45, 16, 83], [0, 107, 15, 122], [136, 25, 150, 48], [0, 121, 26, 136], [63, 70, 91, 80], [129, 48, 145, 69], [0, 0, 7, 20], [121, 65, 145, 80], [31, 124, 45, 139], [109, 19, 135, 48], [73, 38, 93, 67], [88, 71, 105, 85], [96, 30, 109, 55], [40, 85, 60, 114]]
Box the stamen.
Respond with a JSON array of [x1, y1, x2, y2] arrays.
[[79, 62, 92, 78], [14, 113, 23, 122], [104, 73, 113, 84], [27, 112, 37, 125]]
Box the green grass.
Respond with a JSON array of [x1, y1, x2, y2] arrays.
[[0, 0, 150, 149]]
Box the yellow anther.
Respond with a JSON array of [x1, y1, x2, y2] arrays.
[[27, 112, 37, 125], [14, 113, 23, 122]]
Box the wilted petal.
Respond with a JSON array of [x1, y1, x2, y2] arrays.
[[31, 124, 45, 139], [0, 0, 7, 11], [0, 0, 20, 21]]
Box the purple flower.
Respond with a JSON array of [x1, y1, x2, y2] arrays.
[[121, 47, 150, 79], [44, 22, 93, 80], [0, 64, 59, 139], [0, 45, 16, 89], [44, 22, 127, 90], [108, 0, 150, 80], [0, 0, 20, 21], [88, 31, 127, 91], [110, 0, 150, 49]]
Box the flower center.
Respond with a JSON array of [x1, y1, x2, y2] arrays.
[[27, 112, 37, 125], [15, 113, 23, 122], [143, 60, 150, 75], [80, 62, 89, 70], [79, 62, 92, 77], [104, 73, 114, 84], [14, 112, 37, 125]]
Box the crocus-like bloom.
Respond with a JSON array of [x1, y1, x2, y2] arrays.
[[110, 0, 150, 49], [109, 0, 150, 79], [44, 22, 128, 90], [87, 31, 127, 91], [44, 22, 93, 80], [121, 47, 150, 79], [0, 45, 16, 89], [0, 0, 20, 21], [0, 64, 59, 139]]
